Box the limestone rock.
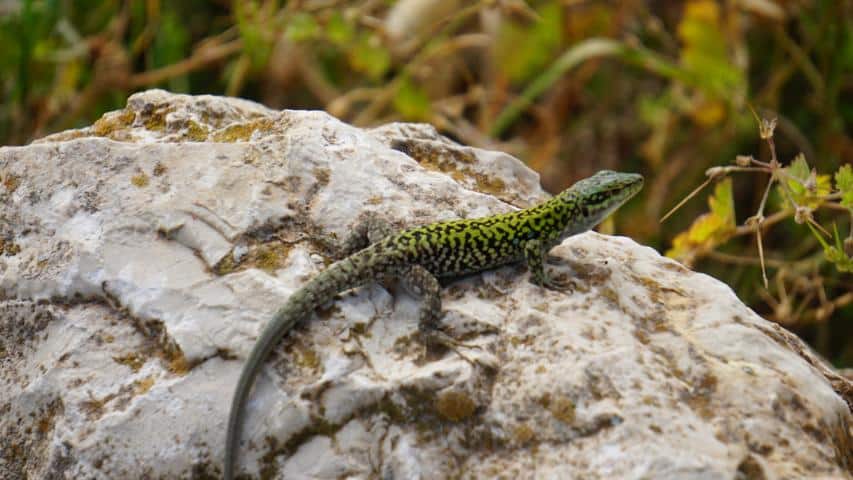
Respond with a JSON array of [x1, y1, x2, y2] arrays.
[[1, 90, 850, 479]]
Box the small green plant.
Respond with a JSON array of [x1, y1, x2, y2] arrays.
[[663, 109, 852, 330]]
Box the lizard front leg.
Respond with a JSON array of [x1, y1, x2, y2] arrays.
[[523, 238, 575, 291]]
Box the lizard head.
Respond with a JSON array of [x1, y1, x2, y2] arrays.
[[556, 170, 644, 233]]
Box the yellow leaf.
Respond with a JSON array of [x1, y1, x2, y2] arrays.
[[689, 98, 727, 127], [666, 178, 736, 262], [676, 0, 744, 99]]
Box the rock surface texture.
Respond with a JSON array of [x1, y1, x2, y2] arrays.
[[1, 90, 851, 480]]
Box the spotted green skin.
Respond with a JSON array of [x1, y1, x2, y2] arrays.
[[224, 170, 643, 479]]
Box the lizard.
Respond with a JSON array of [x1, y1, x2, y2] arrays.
[[224, 170, 643, 479]]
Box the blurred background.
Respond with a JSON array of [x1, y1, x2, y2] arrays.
[[1, 0, 850, 368]]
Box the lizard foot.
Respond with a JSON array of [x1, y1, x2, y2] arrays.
[[419, 329, 497, 371], [545, 254, 568, 266], [531, 274, 577, 292]]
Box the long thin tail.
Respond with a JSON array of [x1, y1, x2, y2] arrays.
[[224, 248, 382, 479]]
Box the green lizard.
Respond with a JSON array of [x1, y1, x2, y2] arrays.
[[224, 170, 643, 479]]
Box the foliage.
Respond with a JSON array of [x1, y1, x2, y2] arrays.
[[0, 0, 850, 366], [666, 178, 735, 262]]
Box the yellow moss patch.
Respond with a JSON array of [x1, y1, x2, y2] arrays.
[[313, 167, 331, 186], [543, 393, 575, 424], [213, 252, 237, 275], [0, 238, 21, 256], [392, 139, 508, 196], [216, 242, 294, 276], [349, 322, 369, 337], [470, 172, 507, 196], [141, 106, 172, 132], [130, 172, 150, 188], [211, 118, 276, 142], [508, 334, 533, 347], [113, 353, 146, 372], [80, 396, 108, 420], [133, 376, 156, 395], [37, 415, 52, 434], [2, 173, 19, 193], [513, 423, 536, 444], [183, 120, 209, 142], [167, 352, 190, 375], [435, 390, 476, 422], [599, 286, 620, 307], [257, 247, 282, 272], [119, 109, 136, 124], [92, 109, 136, 138], [293, 345, 321, 371]]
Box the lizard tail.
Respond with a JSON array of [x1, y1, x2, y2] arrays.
[[224, 246, 388, 479]]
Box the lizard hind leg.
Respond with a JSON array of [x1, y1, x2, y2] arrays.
[[338, 212, 396, 258]]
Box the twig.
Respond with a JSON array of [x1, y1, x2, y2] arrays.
[[773, 25, 825, 102], [705, 250, 788, 268], [756, 227, 768, 287], [130, 39, 243, 87], [733, 210, 790, 236], [660, 175, 714, 223]]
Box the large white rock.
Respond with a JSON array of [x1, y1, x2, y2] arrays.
[[0, 90, 850, 479]]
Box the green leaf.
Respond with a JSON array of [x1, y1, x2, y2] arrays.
[[495, 1, 562, 84], [326, 12, 354, 45], [235, 3, 273, 70], [393, 76, 431, 121], [491, 37, 695, 137], [349, 32, 390, 80], [788, 153, 810, 181], [807, 222, 853, 273], [835, 164, 853, 209], [781, 153, 831, 209], [152, 10, 190, 91], [676, 0, 744, 96], [286, 12, 319, 42], [709, 177, 735, 220]]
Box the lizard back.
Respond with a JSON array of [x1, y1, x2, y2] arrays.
[[387, 197, 583, 277]]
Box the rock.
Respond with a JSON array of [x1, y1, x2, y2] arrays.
[[1, 90, 850, 479]]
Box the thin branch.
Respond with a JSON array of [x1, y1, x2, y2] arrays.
[[755, 169, 775, 218], [773, 25, 825, 102], [660, 176, 714, 223], [130, 39, 243, 87], [705, 250, 788, 268], [733, 210, 790, 236], [756, 227, 768, 287]]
